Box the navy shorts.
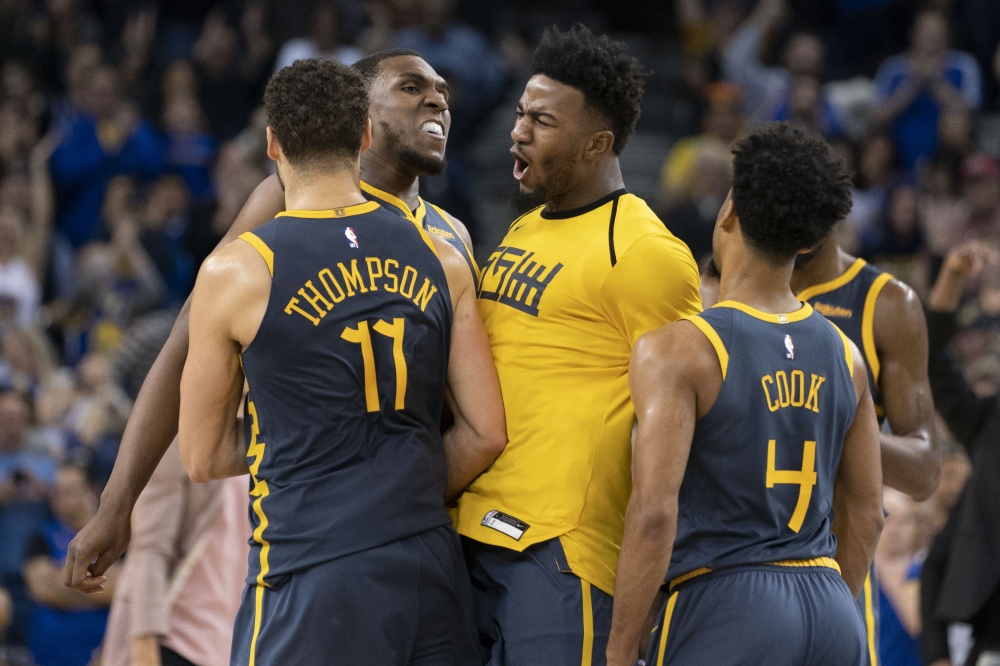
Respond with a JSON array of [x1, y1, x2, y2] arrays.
[[463, 537, 613, 666], [646, 564, 866, 666], [231, 525, 480, 666]]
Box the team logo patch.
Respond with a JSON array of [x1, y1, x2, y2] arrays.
[[481, 510, 530, 541], [344, 227, 359, 249], [785, 334, 795, 359]]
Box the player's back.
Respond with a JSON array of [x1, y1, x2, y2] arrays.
[[237, 200, 453, 586], [668, 301, 857, 582]]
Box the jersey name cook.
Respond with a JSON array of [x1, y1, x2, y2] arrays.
[[458, 190, 702, 596]]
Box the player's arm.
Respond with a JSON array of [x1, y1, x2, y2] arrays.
[[178, 239, 271, 482], [831, 341, 884, 597], [606, 321, 719, 666], [874, 280, 939, 500], [62, 175, 284, 591], [440, 209, 474, 256], [434, 238, 506, 500]]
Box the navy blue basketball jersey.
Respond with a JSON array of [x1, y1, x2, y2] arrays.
[[667, 301, 858, 584], [361, 180, 479, 280], [237, 200, 453, 587], [797, 258, 893, 424]]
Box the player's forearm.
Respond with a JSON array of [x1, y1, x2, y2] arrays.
[[442, 423, 505, 501], [881, 430, 939, 501], [179, 416, 248, 482], [831, 502, 883, 597], [101, 302, 192, 511], [606, 499, 677, 666]]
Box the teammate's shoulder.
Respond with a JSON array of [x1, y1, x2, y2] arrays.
[[427, 202, 473, 247], [633, 314, 723, 379]]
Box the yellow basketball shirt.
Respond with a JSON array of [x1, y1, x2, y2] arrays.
[[457, 189, 702, 595]]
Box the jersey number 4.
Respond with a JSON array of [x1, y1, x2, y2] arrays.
[[766, 439, 817, 533], [341, 318, 408, 412]]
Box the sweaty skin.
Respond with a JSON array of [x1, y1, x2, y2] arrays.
[[64, 54, 479, 592], [793, 242, 939, 500], [605, 198, 884, 666]]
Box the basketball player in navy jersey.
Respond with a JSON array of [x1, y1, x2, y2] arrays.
[[606, 124, 885, 666], [64, 50, 481, 592], [177, 60, 505, 662]]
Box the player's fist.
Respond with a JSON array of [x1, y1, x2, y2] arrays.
[[62, 499, 131, 592]]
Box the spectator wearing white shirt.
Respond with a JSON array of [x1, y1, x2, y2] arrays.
[[273, 3, 361, 73]]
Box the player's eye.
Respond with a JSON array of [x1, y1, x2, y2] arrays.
[[402, 85, 419, 93]]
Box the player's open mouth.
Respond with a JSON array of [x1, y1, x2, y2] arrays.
[[421, 121, 445, 138], [513, 156, 530, 181]]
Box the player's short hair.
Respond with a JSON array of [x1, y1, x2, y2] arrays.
[[353, 49, 423, 89], [732, 123, 852, 262], [263, 58, 369, 166], [531, 24, 646, 155]]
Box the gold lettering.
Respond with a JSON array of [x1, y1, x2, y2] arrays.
[[412, 278, 438, 311], [338, 260, 369, 296], [297, 280, 332, 318], [400, 266, 418, 299], [762, 375, 779, 412], [365, 257, 383, 291], [790, 370, 806, 407], [775, 371, 790, 408], [284, 297, 321, 325], [318, 268, 346, 303], [383, 259, 399, 292], [804, 374, 826, 413]]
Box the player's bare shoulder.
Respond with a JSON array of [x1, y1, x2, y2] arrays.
[[430, 235, 475, 307], [631, 317, 723, 414], [872, 275, 927, 349]]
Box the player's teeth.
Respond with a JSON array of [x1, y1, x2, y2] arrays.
[[422, 122, 443, 136]]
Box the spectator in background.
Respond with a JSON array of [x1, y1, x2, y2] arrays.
[[873, 10, 982, 171], [862, 179, 924, 260], [23, 464, 118, 666], [851, 133, 901, 246], [660, 138, 731, 264], [0, 210, 40, 330], [769, 75, 844, 139], [658, 82, 741, 210], [140, 176, 194, 306], [957, 154, 1000, 246], [162, 95, 216, 204], [920, 148, 966, 275], [722, 0, 826, 123], [876, 488, 924, 666], [273, 2, 362, 72], [104, 442, 249, 666], [49, 64, 163, 249], [923, 241, 1000, 666]]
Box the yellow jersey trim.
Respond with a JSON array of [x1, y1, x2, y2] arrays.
[[795, 258, 867, 302], [275, 200, 380, 219], [580, 580, 594, 666], [714, 300, 813, 324], [238, 232, 274, 277], [863, 572, 879, 666], [654, 591, 680, 666], [429, 202, 480, 277], [831, 323, 855, 378], [667, 557, 840, 591], [862, 272, 893, 385], [248, 585, 264, 666], [359, 180, 424, 223], [684, 315, 729, 380]]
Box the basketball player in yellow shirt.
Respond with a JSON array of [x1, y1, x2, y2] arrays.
[[457, 26, 702, 665]]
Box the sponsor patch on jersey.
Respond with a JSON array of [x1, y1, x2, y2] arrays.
[[785, 334, 795, 359], [481, 510, 530, 540], [426, 225, 456, 241], [344, 227, 359, 249], [812, 302, 853, 318]]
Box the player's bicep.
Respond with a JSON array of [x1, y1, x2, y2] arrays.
[[875, 283, 934, 433]]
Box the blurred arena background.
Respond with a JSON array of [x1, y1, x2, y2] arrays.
[[0, 0, 996, 664]]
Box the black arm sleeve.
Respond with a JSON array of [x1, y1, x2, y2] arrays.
[[925, 308, 995, 450], [920, 506, 958, 664]]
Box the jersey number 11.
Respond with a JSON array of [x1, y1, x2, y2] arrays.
[[341, 318, 408, 412]]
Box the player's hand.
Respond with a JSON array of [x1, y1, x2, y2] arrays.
[[62, 500, 131, 592], [942, 240, 1000, 279]]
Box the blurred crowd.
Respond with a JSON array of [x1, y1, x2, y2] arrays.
[[0, 0, 997, 664]]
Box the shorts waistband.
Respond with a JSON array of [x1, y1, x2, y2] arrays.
[[668, 557, 841, 592]]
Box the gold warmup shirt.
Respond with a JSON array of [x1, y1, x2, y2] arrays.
[[457, 189, 702, 595]]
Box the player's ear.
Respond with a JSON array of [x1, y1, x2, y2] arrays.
[[265, 126, 281, 162], [717, 191, 737, 231], [584, 130, 615, 160], [360, 117, 373, 154]]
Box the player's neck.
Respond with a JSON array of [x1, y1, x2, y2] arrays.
[[544, 158, 625, 213], [282, 167, 368, 212], [360, 151, 421, 212], [790, 244, 856, 294], [718, 254, 801, 314]]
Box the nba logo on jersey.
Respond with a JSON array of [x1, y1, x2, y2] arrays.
[[344, 227, 359, 248], [785, 334, 795, 359]]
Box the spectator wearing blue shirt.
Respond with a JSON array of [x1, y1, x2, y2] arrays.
[[769, 75, 845, 139], [162, 96, 217, 204], [873, 10, 982, 171], [23, 464, 117, 666], [49, 65, 163, 249], [876, 489, 925, 666]]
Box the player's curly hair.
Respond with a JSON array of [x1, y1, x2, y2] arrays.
[[264, 58, 369, 166], [731, 123, 852, 262], [531, 24, 646, 155], [353, 48, 422, 89]]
